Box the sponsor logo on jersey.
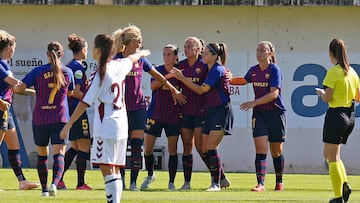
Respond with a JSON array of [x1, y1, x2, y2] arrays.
[[74, 70, 83, 79]]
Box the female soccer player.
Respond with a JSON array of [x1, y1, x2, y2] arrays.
[[141, 44, 181, 190], [0, 30, 39, 191], [177, 37, 230, 190], [230, 41, 286, 192], [60, 34, 151, 203], [58, 33, 92, 190], [112, 25, 185, 191], [316, 38, 359, 203], [15, 41, 75, 197], [171, 42, 233, 191]]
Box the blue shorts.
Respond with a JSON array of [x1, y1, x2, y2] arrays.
[[33, 123, 66, 146], [180, 114, 204, 130], [145, 118, 180, 137], [69, 106, 91, 141], [252, 110, 286, 142], [202, 103, 233, 136], [323, 105, 355, 144], [127, 109, 147, 133], [0, 108, 15, 131]]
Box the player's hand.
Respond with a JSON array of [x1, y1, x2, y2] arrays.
[[165, 72, 174, 79], [60, 123, 71, 140], [315, 88, 325, 97], [139, 49, 151, 57], [170, 67, 185, 81], [0, 100, 11, 111], [171, 90, 186, 106], [225, 68, 233, 81], [240, 101, 256, 111]]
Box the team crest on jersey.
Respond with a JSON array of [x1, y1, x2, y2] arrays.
[[265, 73, 270, 79], [134, 63, 140, 69], [196, 68, 201, 74]]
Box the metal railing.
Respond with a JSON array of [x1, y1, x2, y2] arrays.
[[0, 0, 359, 5]]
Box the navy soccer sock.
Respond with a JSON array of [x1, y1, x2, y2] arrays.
[[37, 155, 48, 192], [8, 149, 26, 181], [144, 154, 154, 177], [130, 138, 142, 184], [76, 151, 89, 186], [273, 154, 284, 184], [255, 153, 267, 185], [52, 154, 65, 186], [168, 155, 178, 183], [182, 154, 193, 182]]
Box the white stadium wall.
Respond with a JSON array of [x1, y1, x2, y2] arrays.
[[2, 5, 360, 173]]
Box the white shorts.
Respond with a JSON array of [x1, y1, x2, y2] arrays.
[[91, 137, 127, 166]]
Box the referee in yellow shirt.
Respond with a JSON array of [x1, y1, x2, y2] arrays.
[[316, 38, 360, 203]]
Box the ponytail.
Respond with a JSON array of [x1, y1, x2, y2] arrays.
[[94, 34, 114, 85], [207, 42, 228, 66], [47, 41, 65, 89], [329, 38, 350, 75]]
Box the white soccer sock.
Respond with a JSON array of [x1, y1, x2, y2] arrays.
[[118, 174, 123, 200], [104, 174, 121, 203]]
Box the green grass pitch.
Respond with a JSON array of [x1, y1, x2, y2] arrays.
[[0, 168, 359, 203]]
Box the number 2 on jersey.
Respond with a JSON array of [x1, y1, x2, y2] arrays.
[[111, 81, 125, 110]]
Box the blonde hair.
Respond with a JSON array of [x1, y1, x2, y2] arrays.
[[184, 36, 202, 49], [259, 41, 276, 63], [113, 25, 141, 53], [112, 28, 123, 53]]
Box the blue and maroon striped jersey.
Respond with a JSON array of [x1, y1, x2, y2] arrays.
[[67, 59, 88, 107], [113, 53, 153, 111], [0, 59, 13, 103], [244, 63, 285, 111], [178, 57, 208, 116], [147, 65, 180, 124], [22, 63, 75, 125], [203, 63, 230, 108]]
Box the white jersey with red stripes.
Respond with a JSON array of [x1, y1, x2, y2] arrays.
[[82, 58, 132, 140]]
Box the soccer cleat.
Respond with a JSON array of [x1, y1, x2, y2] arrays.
[[220, 177, 230, 188], [274, 183, 284, 191], [140, 175, 156, 190], [342, 182, 352, 202], [180, 181, 191, 190], [251, 184, 265, 192], [19, 180, 40, 190], [206, 183, 221, 192], [76, 184, 92, 190], [329, 197, 344, 203], [168, 182, 176, 190], [49, 184, 57, 196], [41, 192, 49, 197], [57, 180, 67, 190], [129, 183, 139, 191]]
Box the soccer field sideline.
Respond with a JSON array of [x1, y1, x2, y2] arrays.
[[0, 168, 359, 203]]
